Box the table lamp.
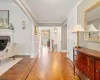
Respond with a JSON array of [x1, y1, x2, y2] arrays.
[[87, 24, 98, 37], [72, 24, 85, 48]]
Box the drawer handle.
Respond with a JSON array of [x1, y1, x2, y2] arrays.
[[96, 70, 99, 73]]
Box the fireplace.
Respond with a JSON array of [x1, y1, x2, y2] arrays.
[[0, 29, 13, 51], [0, 36, 10, 51]]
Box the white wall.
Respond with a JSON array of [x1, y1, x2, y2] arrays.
[[78, 0, 100, 52], [67, 7, 77, 61], [39, 27, 61, 52], [0, 2, 32, 55], [67, 0, 83, 61]]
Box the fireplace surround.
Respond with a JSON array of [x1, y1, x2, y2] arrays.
[[0, 29, 13, 51], [0, 36, 10, 51]]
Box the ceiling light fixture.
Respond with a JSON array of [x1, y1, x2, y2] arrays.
[[53, 27, 57, 34]]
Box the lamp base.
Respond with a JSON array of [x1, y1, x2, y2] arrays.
[[75, 46, 81, 48]]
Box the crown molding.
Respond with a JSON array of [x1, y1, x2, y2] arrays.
[[20, 0, 38, 21], [14, 0, 38, 25], [62, 18, 67, 26], [14, 0, 62, 26], [38, 21, 62, 23], [38, 22, 62, 27], [14, 0, 83, 26]]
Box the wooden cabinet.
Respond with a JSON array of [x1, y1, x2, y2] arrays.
[[73, 47, 100, 80], [95, 60, 100, 80]]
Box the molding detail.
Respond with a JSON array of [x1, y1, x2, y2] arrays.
[[14, 0, 38, 24], [39, 22, 62, 27], [61, 50, 67, 52], [14, 0, 83, 26], [19, 0, 38, 24]]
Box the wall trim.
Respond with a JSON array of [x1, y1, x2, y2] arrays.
[[62, 19, 67, 26], [61, 50, 67, 52], [38, 22, 62, 27], [20, 0, 38, 21], [14, 0, 38, 24], [30, 53, 38, 58], [15, 0, 83, 26], [15, 53, 31, 55], [30, 55, 35, 58], [15, 55, 30, 57], [19, 0, 38, 24], [14, 0, 61, 26]]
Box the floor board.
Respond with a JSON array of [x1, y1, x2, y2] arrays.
[[26, 47, 74, 80], [0, 57, 37, 80], [0, 47, 74, 80]]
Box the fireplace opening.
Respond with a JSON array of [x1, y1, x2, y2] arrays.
[[0, 36, 10, 51]]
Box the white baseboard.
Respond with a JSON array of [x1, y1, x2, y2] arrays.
[[16, 53, 31, 55], [30, 55, 35, 58], [30, 53, 38, 58], [61, 50, 67, 52]]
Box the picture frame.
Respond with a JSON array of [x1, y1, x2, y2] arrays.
[[35, 25, 38, 35], [0, 10, 9, 29]]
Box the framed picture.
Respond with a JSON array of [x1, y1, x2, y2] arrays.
[[35, 25, 38, 35], [0, 10, 9, 29]]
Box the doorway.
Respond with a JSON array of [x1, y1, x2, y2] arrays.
[[41, 30, 50, 47], [61, 24, 67, 52]]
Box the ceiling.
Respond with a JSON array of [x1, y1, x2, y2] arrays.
[[0, 0, 13, 3], [24, 0, 79, 23], [0, 0, 80, 24]]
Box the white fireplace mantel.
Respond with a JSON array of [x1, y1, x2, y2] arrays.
[[0, 29, 14, 43]]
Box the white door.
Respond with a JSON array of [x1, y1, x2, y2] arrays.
[[67, 17, 77, 61], [57, 27, 61, 52], [61, 25, 67, 51]]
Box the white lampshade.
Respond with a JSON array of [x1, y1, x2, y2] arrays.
[[87, 24, 98, 32], [72, 24, 85, 32]]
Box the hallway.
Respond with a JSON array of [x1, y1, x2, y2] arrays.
[[26, 47, 74, 80], [0, 47, 74, 80]]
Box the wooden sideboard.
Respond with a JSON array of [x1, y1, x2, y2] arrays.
[[73, 47, 100, 80]]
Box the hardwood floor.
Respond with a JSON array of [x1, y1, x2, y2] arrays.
[[26, 47, 74, 80], [0, 57, 37, 80], [0, 47, 74, 80]]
